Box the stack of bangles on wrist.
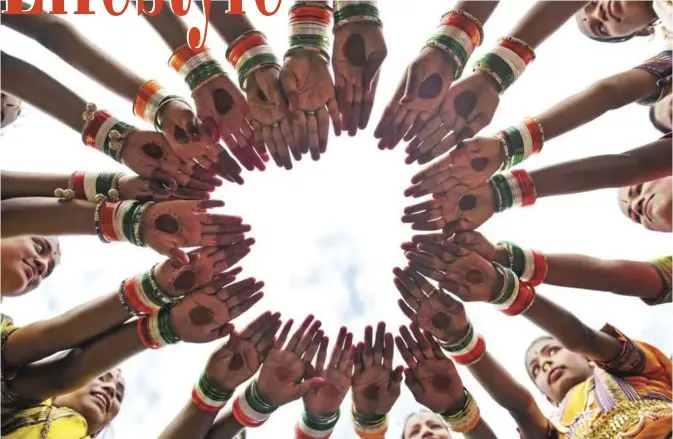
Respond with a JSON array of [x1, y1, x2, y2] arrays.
[[474, 36, 535, 94], [133, 80, 191, 132], [425, 9, 483, 80], [295, 410, 340, 439], [490, 264, 538, 316], [169, 43, 228, 95], [439, 388, 481, 433], [436, 322, 485, 365], [118, 265, 180, 317], [286, 1, 333, 63], [94, 198, 153, 246], [233, 380, 278, 427], [192, 372, 234, 412], [333, 1, 382, 32], [226, 30, 280, 91], [55, 171, 124, 202], [497, 241, 549, 286], [351, 407, 387, 439], [136, 305, 181, 349], [496, 117, 545, 170], [81, 103, 135, 162], [489, 169, 537, 212]]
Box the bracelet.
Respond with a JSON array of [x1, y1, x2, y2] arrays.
[[490, 263, 520, 309], [132, 80, 192, 132], [136, 304, 181, 349], [496, 243, 548, 286], [351, 407, 387, 439], [497, 117, 545, 170], [295, 409, 340, 438], [191, 371, 234, 412], [169, 43, 228, 94], [333, 1, 381, 33], [502, 282, 537, 316], [425, 9, 483, 80], [56, 172, 124, 202], [473, 36, 535, 94], [119, 265, 180, 316], [232, 380, 277, 427], [643, 256, 673, 305], [489, 169, 537, 212], [226, 30, 280, 91], [81, 103, 134, 163], [94, 199, 152, 246], [440, 388, 481, 433], [286, 2, 332, 63], [436, 322, 486, 365]]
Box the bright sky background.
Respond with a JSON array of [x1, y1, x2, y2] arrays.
[[1, 1, 671, 438]]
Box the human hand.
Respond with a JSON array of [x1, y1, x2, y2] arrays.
[[374, 47, 457, 150], [280, 51, 341, 160], [205, 311, 282, 391], [257, 315, 327, 406], [118, 174, 212, 202], [139, 199, 251, 265], [405, 136, 506, 197], [304, 326, 354, 417], [332, 22, 386, 135], [351, 322, 403, 416], [405, 70, 500, 163]]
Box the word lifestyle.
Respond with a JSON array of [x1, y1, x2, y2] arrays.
[[1, 0, 283, 49]]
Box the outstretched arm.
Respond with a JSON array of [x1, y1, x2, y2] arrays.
[[508, 1, 588, 49], [1, 197, 96, 238]]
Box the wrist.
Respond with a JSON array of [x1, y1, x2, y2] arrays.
[[351, 406, 388, 439], [296, 409, 340, 438], [493, 246, 509, 266], [136, 304, 181, 350], [232, 380, 278, 428], [287, 2, 332, 63], [96, 199, 151, 246], [441, 389, 468, 417], [227, 31, 280, 91], [496, 117, 545, 171], [436, 323, 486, 366], [191, 371, 234, 412], [333, 2, 382, 33], [81, 104, 134, 163], [473, 37, 535, 94], [439, 388, 481, 433]]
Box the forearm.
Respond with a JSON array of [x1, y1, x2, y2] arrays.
[[3, 292, 130, 369], [2, 8, 144, 102], [139, 1, 192, 51], [531, 138, 672, 198], [524, 293, 622, 363], [160, 399, 219, 439], [199, 1, 254, 44], [544, 255, 662, 301], [454, 1, 499, 25], [203, 409, 245, 439], [1, 171, 69, 200], [464, 418, 498, 439], [508, 1, 587, 48], [537, 70, 660, 140], [0, 52, 86, 133], [1, 197, 95, 238]]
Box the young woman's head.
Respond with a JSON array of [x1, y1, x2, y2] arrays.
[[650, 94, 673, 134], [402, 411, 452, 439], [575, 1, 657, 42], [617, 177, 672, 233], [1, 236, 61, 296], [1, 92, 22, 129], [525, 337, 594, 405], [52, 369, 125, 436]]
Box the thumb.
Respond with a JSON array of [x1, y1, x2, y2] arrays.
[[179, 110, 202, 142], [280, 68, 300, 113], [362, 53, 384, 92], [292, 377, 327, 399], [389, 365, 404, 392], [400, 63, 422, 104], [168, 247, 190, 266]]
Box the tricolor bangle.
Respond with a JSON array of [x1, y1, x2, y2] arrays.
[[502, 282, 537, 316], [496, 243, 548, 286], [136, 304, 181, 350], [132, 80, 192, 132], [440, 388, 481, 433], [169, 43, 228, 95], [436, 322, 486, 365], [497, 117, 545, 170], [473, 36, 535, 94], [488, 169, 537, 213], [426, 9, 483, 80], [192, 371, 234, 412], [286, 2, 332, 63], [94, 199, 152, 246], [226, 30, 280, 91], [57, 172, 124, 202], [351, 407, 387, 439], [232, 380, 277, 427], [295, 410, 340, 439], [81, 103, 134, 163], [333, 1, 382, 32], [119, 265, 180, 316]]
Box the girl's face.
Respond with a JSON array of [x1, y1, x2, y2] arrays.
[[1, 92, 22, 129], [403, 412, 451, 439], [618, 177, 673, 233], [575, 1, 656, 40], [53, 369, 125, 436], [0, 236, 61, 296], [525, 338, 593, 405]]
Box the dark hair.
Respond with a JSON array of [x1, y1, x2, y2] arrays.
[[400, 411, 451, 439], [523, 335, 554, 381], [649, 105, 671, 134]]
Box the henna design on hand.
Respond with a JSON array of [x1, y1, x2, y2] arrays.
[[418, 74, 443, 99], [213, 89, 234, 115], [154, 214, 179, 234], [344, 34, 367, 67], [189, 306, 214, 326], [454, 91, 477, 118]]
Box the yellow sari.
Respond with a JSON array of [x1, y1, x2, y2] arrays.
[[1, 315, 91, 439], [549, 325, 672, 439]]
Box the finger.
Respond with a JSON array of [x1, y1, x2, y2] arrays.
[[221, 279, 264, 306], [362, 53, 385, 93], [262, 125, 282, 168], [354, 342, 364, 375], [249, 312, 279, 344], [326, 98, 341, 137], [214, 149, 244, 185], [348, 83, 362, 136], [394, 278, 423, 308], [292, 112, 309, 155], [418, 132, 459, 165], [363, 325, 374, 367], [403, 198, 440, 215], [373, 321, 385, 365], [242, 144, 266, 172], [360, 81, 375, 130], [401, 62, 421, 104], [258, 317, 283, 359], [190, 164, 221, 187], [174, 186, 211, 200], [167, 247, 190, 265], [383, 332, 394, 370], [338, 333, 354, 371], [423, 330, 446, 359], [279, 67, 300, 113], [388, 109, 417, 150], [380, 106, 408, 150], [307, 113, 320, 161], [295, 319, 323, 355], [303, 331, 325, 364], [397, 298, 419, 323], [317, 108, 329, 154], [241, 311, 273, 339], [149, 170, 178, 191], [228, 292, 264, 320], [409, 126, 450, 165], [328, 327, 347, 369], [404, 111, 431, 142], [292, 377, 327, 400], [315, 334, 329, 372], [272, 124, 292, 170], [388, 365, 404, 393], [410, 323, 432, 359], [393, 267, 425, 301], [394, 334, 417, 369], [405, 267, 437, 294], [399, 325, 423, 363], [274, 319, 294, 349], [251, 120, 265, 153], [286, 315, 315, 352], [280, 118, 301, 162], [216, 277, 257, 300]]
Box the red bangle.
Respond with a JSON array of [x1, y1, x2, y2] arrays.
[[498, 38, 535, 65], [227, 34, 267, 66], [452, 335, 486, 365], [136, 317, 157, 349], [81, 110, 112, 147], [529, 251, 548, 286], [133, 80, 162, 119], [523, 117, 544, 154], [511, 170, 537, 206], [440, 14, 481, 48], [503, 283, 536, 316], [71, 172, 86, 200]]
